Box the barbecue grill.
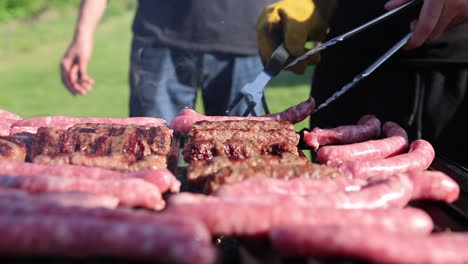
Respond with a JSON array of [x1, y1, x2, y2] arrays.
[[1, 130, 467, 264], [197, 174, 461, 263], [173, 133, 468, 264]]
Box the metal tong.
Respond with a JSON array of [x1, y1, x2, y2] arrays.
[[225, 43, 290, 117], [225, 0, 421, 117]]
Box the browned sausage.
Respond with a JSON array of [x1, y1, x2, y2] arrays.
[[304, 114, 381, 150]]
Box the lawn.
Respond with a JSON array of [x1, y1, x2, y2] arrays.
[[0, 9, 313, 131]]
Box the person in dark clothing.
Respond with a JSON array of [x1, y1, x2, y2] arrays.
[[257, 0, 468, 165], [61, 0, 275, 122]]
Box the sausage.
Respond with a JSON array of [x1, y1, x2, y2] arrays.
[[317, 121, 408, 166], [0, 109, 22, 135], [0, 121, 10, 136], [0, 188, 119, 209], [0, 197, 212, 243], [214, 175, 413, 209], [339, 139, 435, 180], [0, 215, 216, 264], [270, 226, 468, 264], [165, 193, 433, 236], [0, 160, 180, 193], [9, 126, 36, 135], [131, 169, 181, 193], [0, 174, 165, 210], [405, 170, 460, 203], [304, 114, 381, 150], [0, 109, 22, 121], [169, 97, 315, 134], [215, 170, 459, 208], [264, 97, 316, 124]]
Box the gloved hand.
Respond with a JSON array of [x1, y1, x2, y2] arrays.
[[257, 0, 336, 74]]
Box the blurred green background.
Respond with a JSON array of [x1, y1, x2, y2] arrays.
[[0, 0, 313, 131]]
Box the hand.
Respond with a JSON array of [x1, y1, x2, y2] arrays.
[[60, 36, 95, 95], [256, 0, 336, 74], [385, 0, 468, 49]]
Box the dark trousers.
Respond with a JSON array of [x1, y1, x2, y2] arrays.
[[129, 38, 263, 122]]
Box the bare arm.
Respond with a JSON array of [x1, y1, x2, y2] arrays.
[[385, 0, 468, 49], [61, 0, 108, 95], [74, 0, 108, 41]]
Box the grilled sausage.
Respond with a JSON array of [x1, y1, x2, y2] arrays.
[[304, 114, 381, 150]]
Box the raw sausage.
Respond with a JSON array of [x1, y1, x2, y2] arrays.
[[339, 139, 435, 179], [0, 174, 165, 210], [165, 193, 433, 236], [214, 175, 413, 209], [270, 226, 468, 264], [317, 121, 408, 166], [0, 215, 215, 264], [0, 160, 180, 193], [406, 170, 460, 203], [0, 188, 119, 209]]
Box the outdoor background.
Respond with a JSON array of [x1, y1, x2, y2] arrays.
[[0, 0, 313, 131]]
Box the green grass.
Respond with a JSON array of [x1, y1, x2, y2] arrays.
[[0, 10, 313, 132], [0, 10, 133, 118]]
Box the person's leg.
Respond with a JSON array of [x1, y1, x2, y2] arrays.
[[129, 39, 199, 122], [200, 53, 263, 116]]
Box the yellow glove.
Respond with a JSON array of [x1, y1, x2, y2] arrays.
[[257, 0, 336, 74]]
